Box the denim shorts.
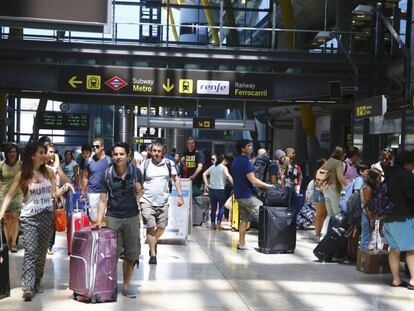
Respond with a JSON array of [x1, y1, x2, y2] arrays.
[[383, 218, 414, 251]]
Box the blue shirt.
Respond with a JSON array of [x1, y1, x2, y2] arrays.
[[231, 154, 257, 199], [85, 156, 112, 193]]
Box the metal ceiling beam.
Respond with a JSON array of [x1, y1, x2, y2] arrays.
[[0, 39, 373, 70]]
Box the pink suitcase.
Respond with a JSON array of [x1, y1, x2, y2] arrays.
[[69, 228, 118, 303], [67, 209, 91, 255]]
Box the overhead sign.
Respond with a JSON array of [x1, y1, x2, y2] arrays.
[[39, 112, 89, 131], [193, 117, 215, 129], [57, 65, 273, 100], [355, 95, 387, 119]]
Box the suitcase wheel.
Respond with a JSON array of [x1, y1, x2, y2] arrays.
[[91, 295, 97, 304]]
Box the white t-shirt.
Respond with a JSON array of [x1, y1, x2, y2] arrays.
[[21, 175, 53, 217], [139, 158, 177, 206]]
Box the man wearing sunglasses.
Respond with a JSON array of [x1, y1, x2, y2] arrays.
[[81, 138, 112, 223]]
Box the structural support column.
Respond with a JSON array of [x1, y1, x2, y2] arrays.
[[113, 105, 134, 143], [0, 91, 7, 143]]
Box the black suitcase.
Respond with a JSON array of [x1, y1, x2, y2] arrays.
[[258, 206, 296, 254], [263, 186, 295, 208], [313, 226, 348, 262], [0, 224, 11, 300]]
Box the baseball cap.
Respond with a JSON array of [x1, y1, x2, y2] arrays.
[[274, 149, 286, 159]]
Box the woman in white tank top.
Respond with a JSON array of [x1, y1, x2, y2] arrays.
[[203, 154, 233, 230], [0, 142, 74, 301]]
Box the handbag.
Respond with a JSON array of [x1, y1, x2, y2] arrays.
[[224, 194, 233, 210], [55, 207, 67, 232]]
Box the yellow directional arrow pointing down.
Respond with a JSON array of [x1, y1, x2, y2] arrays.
[[68, 76, 83, 88], [163, 78, 174, 92]]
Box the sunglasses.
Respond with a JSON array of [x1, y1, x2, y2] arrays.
[[92, 145, 101, 149]]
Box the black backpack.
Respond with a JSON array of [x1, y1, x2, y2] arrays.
[[253, 157, 271, 183], [104, 162, 139, 199]]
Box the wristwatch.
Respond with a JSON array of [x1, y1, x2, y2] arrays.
[[178, 193, 183, 197]]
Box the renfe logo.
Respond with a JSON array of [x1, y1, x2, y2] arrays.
[[197, 80, 229, 95]]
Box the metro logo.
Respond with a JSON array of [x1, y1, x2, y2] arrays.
[[104, 76, 128, 91], [196, 80, 229, 95]]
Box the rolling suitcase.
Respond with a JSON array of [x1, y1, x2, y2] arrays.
[[192, 196, 205, 226], [66, 190, 91, 255], [258, 206, 296, 254], [0, 224, 10, 299], [69, 228, 118, 303], [230, 198, 250, 231], [313, 212, 352, 262]]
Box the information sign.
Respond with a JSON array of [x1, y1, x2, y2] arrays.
[[161, 179, 192, 242], [39, 112, 89, 130]]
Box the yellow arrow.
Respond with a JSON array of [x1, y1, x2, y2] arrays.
[[163, 78, 174, 92], [68, 76, 83, 88]]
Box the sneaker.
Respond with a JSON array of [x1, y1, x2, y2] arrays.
[[35, 284, 44, 294], [237, 244, 249, 250], [47, 248, 53, 255], [149, 256, 157, 265], [22, 289, 33, 301], [312, 235, 321, 244]]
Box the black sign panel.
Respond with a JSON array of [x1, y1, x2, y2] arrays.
[[355, 95, 386, 119], [40, 112, 89, 131], [57, 65, 273, 100], [193, 117, 215, 129]]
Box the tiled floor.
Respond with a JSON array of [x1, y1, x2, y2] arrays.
[[1, 225, 414, 310]]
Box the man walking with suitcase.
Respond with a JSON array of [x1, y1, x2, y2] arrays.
[[140, 141, 184, 265], [95, 142, 143, 298], [232, 140, 274, 250]]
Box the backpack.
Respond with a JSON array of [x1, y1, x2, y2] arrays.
[[104, 162, 139, 199], [143, 158, 173, 193], [339, 176, 363, 212], [253, 157, 271, 183], [346, 190, 362, 226], [315, 168, 330, 190], [366, 182, 394, 220]]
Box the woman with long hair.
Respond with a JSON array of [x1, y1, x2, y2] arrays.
[[0, 143, 74, 301], [45, 143, 71, 255], [0, 143, 23, 252], [203, 154, 233, 230], [320, 146, 348, 216]]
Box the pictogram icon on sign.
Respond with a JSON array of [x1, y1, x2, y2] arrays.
[[86, 75, 101, 90], [163, 78, 174, 93], [68, 76, 83, 88], [105, 76, 128, 91], [179, 79, 193, 94]]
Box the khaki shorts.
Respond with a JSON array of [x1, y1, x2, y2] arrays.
[[106, 215, 141, 261], [141, 202, 169, 229], [236, 196, 262, 222]]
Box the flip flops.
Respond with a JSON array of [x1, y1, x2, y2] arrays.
[[390, 280, 409, 288]]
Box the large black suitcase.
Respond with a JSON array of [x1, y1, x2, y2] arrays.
[[313, 226, 348, 262], [263, 186, 295, 208], [313, 212, 351, 262], [0, 224, 11, 300], [258, 206, 296, 254]]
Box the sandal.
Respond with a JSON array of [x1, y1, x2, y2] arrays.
[[407, 283, 414, 290], [10, 246, 17, 253], [390, 280, 409, 287]]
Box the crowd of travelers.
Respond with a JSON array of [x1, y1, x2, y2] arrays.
[[1, 136, 414, 301]]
